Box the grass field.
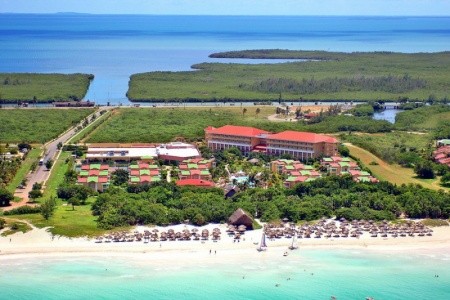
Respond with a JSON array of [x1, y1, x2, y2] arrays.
[[5, 197, 107, 237], [0, 73, 93, 102], [6, 147, 42, 193], [85, 107, 391, 143], [68, 110, 113, 144], [41, 151, 71, 199], [346, 143, 443, 190], [86, 106, 287, 143], [127, 50, 450, 102], [395, 105, 450, 131], [342, 131, 432, 163], [0, 108, 94, 143]]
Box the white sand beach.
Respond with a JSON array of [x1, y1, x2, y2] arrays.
[[1, 222, 449, 264]]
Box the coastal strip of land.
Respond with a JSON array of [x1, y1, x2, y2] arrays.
[[127, 50, 450, 102], [1, 223, 449, 262], [0, 73, 93, 103]]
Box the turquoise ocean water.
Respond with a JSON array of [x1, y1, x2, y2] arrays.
[[0, 14, 449, 104], [1, 249, 449, 299]]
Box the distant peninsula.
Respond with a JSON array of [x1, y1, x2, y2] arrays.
[[127, 50, 450, 103]]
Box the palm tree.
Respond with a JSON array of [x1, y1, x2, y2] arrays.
[[255, 107, 261, 118]]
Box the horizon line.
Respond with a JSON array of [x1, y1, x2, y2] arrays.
[[1, 12, 450, 17]]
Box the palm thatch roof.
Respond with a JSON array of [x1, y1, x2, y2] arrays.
[[228, 208, 254, 229]]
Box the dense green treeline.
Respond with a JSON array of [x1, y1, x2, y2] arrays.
[[0, 158, 21, 188], [92, 176, 450, 229], [128, 50, 450, 102], [0, 73, 93, 103], [244, 75, 426, 95], [0, 109, 94, 143], [87, 108, 392, 143], [395, 105, 450, 132], [209, 49, 349, 60]]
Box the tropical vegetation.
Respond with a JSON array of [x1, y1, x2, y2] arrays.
[[0, 73, 93, 103], [127, 50, 450, 102], [86, 107, 392, 143], [0, 108, 94, 143]]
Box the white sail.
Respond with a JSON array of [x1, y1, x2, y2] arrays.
[[260, 232, 267, 248], [289, 234, 298, 250], [257, 231, 267, 251]]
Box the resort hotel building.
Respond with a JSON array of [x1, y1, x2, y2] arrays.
[[205, 125, 338, 160]]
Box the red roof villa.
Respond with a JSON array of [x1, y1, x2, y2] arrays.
[[77, 163, 110, 192]]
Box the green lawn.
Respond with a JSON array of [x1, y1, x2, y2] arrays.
[[0, 73, 93, 102], [127, 50, 450, 102], [0, 108, 94, 143], [6, 147, 42, 193], [4, 150, 110, 237], [346, 143, 444, 190], [342, 132, 432, 164], [6, 197, 107, 237], [41, 151, 71, 199]]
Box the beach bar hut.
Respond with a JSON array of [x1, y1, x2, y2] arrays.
[[228, 208, 254, 229]]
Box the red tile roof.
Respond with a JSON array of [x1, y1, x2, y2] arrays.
[[150, 170, 160, 176], [205, 125, 270, 138], [81, 165, 90, 170], [88, 170, 100, 176], [176, 179, 215, 187], [100, 165, 109, 170], [130, 170, 140, 176], [77, 177, 87, 183], [293, 163, 304, 170], [435, 153, 446, 160], [140, 176, 152, 183], [98, 177, 108, 183], [267, 131, 338, 144], [310, 171, 321, 177], [190, 169, 201, 175], [293, 176, 309, 182]]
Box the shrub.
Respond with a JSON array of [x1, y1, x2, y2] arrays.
[[3, 206, 41, 215]]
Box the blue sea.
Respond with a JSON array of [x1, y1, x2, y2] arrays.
[[0, 14, 449, 104], [1, 249, 449, 299]]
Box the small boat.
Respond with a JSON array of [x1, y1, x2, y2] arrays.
[[288, 234, 299, 250], [257, 231, 267, 252]]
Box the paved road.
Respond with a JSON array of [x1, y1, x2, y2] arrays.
[[4, 107, 110, 211]]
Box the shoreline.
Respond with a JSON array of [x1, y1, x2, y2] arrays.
[[1, 224, 449, 260]]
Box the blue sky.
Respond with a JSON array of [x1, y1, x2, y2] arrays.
[[1, 0, 449, 15]]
